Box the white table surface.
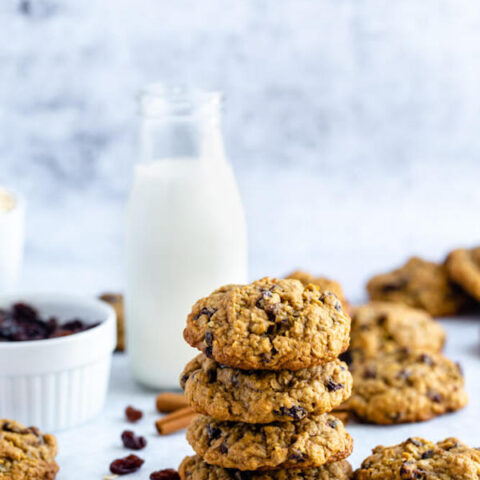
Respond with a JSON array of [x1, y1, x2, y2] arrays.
[[55, 316, 480, 479]]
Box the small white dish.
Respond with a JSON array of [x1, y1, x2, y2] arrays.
[[0, 293, 116, 431]]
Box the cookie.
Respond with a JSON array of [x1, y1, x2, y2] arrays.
[[186, 413, 353, 471], [446, 246, 480, 301], [184, 277, 351, 370], [286, 271, 351, 314], [366, 257, 467, 316], [346, 349, 467, 424], [348, 302, 446, 362], [181, 354, 352, 424], [179, 455, 353, 480], [99, 293, 125, 352], [0, 419, 59, 480], [354, 437, 480, 479]]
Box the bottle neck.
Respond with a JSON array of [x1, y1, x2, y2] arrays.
[[138, 85, 226, 164]]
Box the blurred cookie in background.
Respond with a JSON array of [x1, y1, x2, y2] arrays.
[[99, 293, 125, 352], [348, 302, 446, 363], [366, 257, 469, 317], [346, 349, 467, 424], [286, 270, 351, 314], [446, 246, 480, 302]]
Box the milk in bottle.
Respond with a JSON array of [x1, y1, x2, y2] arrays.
[[125, 86, 247, 388]]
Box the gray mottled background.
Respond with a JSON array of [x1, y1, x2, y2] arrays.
[[1, 0, 480, 300]]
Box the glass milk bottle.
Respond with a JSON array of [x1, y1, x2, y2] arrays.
[[125, 85, 248, 389]]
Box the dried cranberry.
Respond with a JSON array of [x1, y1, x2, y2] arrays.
[[110, 454, 144, 474], [150, 469, 180, 480], [125, 405, 143, 422], [121, 430, 147, 450]]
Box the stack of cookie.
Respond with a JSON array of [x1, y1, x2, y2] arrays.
[[178, 277, 354, 480]]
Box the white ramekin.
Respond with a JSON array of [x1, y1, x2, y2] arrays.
[[0, 293, 116, 432]]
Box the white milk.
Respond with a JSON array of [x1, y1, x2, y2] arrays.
[[125, 157, 247, 389]]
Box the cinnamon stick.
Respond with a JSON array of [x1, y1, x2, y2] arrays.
[[155, 406, 197, 435], [156, 392, 189, 413]]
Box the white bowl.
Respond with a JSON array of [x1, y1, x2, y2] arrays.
[[0, 293, 116, 431]]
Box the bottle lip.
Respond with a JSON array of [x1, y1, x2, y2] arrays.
[[138, 83, 223, 118]]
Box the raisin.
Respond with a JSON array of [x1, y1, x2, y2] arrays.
[[207, 424, 222, 442], [334, 301, 342, 311], [121, 430, 147, 450], [288, 451, 305, 462], [220, 440, 229, 454], [233, 472, 252, 480], [328, 418, 338, 429], [256, 290, 272, 308], [418, 354, 434, 366], [125, 405, 143, 422], [207, 368, 217, 383], [377, 314, 387, 325], [180, 374, 189, 387], [380, 278, 408, 292], [339, 350, 353, 366], [399, 462, 416, 477], [0, 302, 99, 341], [13, 303, 37, 321], [205, 331, 213, 346], [397, 369, 411, 380], [274, 406, 307, 420], [326, 379, 344, 391], [421, 450, 434, 459], [110, 454, 144, 474], [363, 368, 377, 379], [266, 318, 289, 336], [260, 353, 271, 364], [205, 346, 213, 358], [150, 468, 180, 480], [427, 391, 442, 403], [406, 438, 424, 447], [194, 307, 216, 321]]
